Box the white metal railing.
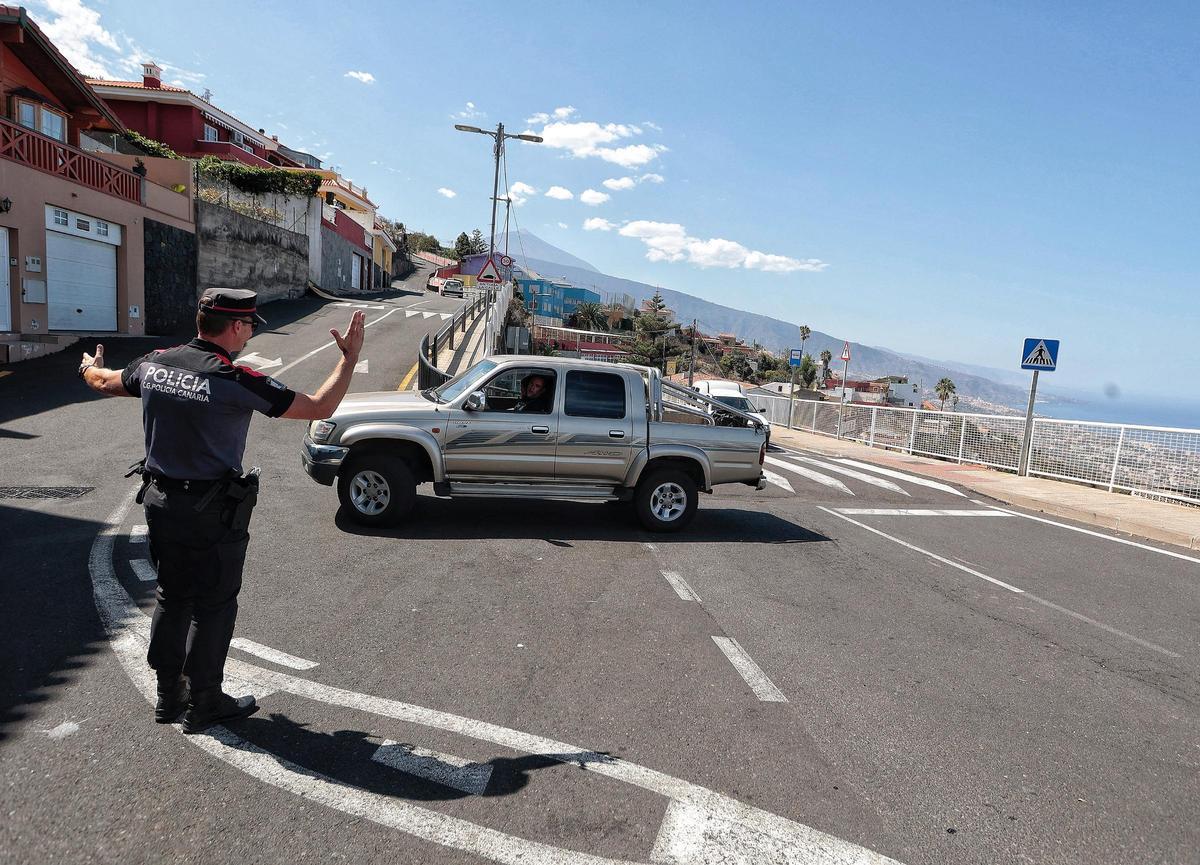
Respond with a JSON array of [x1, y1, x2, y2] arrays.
[[483, 283, 513, 357], [754, 394, 1200, 505]]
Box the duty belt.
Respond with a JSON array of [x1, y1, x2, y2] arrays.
[[148, 474, 224, 493]]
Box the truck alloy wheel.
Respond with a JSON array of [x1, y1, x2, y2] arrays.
[[635, 468, 698, 533], [337, 454, 416, 527]]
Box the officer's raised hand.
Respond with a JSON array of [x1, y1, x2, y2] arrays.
[[282, 309, 367, 420], [78, 342, 130, 396], [330, 310, 365, 363]]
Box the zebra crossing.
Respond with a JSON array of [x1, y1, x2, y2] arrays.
[[759, 448, 966, 501]]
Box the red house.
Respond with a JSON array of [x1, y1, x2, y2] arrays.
[[87, 63, 301, 168]]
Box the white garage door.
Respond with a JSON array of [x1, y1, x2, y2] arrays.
[[0, 228, 10, 332], [47, 232, 117, 331]]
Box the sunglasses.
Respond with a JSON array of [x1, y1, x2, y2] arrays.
[[232, 317, 260, 331]]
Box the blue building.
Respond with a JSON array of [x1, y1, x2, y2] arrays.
[[516, 276, 601, 325]]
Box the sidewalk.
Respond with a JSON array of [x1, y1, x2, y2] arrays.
[[771, 426, 1200, 552]]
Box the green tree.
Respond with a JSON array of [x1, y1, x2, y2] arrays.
[[453, 232, 474, 260], [719, 352, 755, 383], [935, 377, 957, 411], [819, 350, 833, 386], [569, 301, 608, 332], [469, 228, 488, 255], [406, 231, 443, 255], [798, 353, 818, 388]]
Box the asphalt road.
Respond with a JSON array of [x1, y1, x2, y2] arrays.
[[1, 288, 1197, 865]]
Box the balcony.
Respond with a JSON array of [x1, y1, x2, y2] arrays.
[[0, 116, 140, 203], [191, 139, 275, 168]]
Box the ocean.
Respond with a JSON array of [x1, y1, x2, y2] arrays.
[[1035, 397, 1200, 431]]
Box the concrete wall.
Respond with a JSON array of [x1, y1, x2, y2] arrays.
[[143, 218, 198, 335], [196, 201, 308, 304], [320, 224, 370, 293]]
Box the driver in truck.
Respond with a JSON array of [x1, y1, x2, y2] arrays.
[[511, 374, 552, 413]]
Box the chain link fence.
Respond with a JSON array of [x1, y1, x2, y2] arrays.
[[755, 394, 1200, 504], [195, 171, 310, 234]]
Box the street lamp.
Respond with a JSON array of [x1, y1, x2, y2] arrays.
[[455, 122, 543, 353]]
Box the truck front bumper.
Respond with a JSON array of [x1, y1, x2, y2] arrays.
[[301, 436, 349, 486]]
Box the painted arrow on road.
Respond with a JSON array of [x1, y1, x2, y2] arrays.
[[237, 351, 283, 371]]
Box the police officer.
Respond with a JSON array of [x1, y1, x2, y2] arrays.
[[79, 288, 365, 733]]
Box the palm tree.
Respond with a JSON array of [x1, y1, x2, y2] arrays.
[[570, 301, 608, 332], [819, 349, 833, 388], [798, 325, 811, 361], [935, 377, 956, 411]]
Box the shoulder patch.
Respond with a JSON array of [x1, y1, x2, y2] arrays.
[[267, 378, 286, 390]]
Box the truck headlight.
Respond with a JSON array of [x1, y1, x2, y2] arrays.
[[310, 420, 336, 443]]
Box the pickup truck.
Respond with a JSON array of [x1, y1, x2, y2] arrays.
[[301, 356, 767, 532]]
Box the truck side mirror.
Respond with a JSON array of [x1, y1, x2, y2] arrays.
[[464, 391, 486, 411]]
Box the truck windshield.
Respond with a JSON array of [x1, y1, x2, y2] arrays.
[[428, 359, 498, 403], [713, 395, 754, 412]]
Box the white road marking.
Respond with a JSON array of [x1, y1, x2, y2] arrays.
[[819, 507, 1023, 592], [833, 508, 1013, 517], [354, 359, 369, 374], [275, 307, 402, 376], [819, 507, 1179, 657], [371, 740, 493, 796], [830, 459, 966, 497], [90, 486, 903, 865], [711, 637, 788, 703], [440, 313, 452, 320], [405, 310, 422, 318], [764, 456, 854, 496], [777, 452, 909, 495], [422, 311, 438, 319], [237, 351, 283, 371], [969, 500, 1200, 565], [661, 570, 701, 602], [762, 469, 795, 493], [229, 637, 319, 670], [45, 721, 81, 739], [129, 524, 148, 543], [129, 558, 157, 582]]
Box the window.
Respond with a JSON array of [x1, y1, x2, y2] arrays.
[[481, 368, 556, 414], [75, 218, 90, 231], [96, 221, 109, 237], [53, 209, 69, 226], [565, 371, 626, 419], [203, 124, 219, 142], [230, 130, 244, 146], [15, 100, 67, 142]]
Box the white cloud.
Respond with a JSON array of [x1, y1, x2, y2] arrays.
[[583, 217, 615, 232], [522, 114, 666, 167], [544, 186, 574, 200], [602, 176, 636, 191], [345, 70, 376, 84], [617, 220, 827, 272], [509, 182, 537, 206], [437, 187, 457, 198], [32, 0, 120, 78], [643, 121, 663, 132], [580, 188, 611, 206], [557, 222, 569, 229], [454, 102, 485, 120], [640, 173, 665, 184]]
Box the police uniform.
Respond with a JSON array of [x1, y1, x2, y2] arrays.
[[122, 288, 295, 731]]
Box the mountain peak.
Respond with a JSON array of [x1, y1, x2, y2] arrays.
[[504, 229, 600, 273]]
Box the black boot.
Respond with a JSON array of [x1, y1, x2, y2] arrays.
[[155, 676, 190, 724], [182, 689, 258, 734]]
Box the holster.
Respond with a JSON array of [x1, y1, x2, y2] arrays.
[[221, 467, 260, 533], [126, 458, 151, 505]]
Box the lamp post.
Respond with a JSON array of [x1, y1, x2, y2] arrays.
[[454, 123, 542, 353]]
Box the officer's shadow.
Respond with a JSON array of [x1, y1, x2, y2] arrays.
[[226, 712, 614, 801]]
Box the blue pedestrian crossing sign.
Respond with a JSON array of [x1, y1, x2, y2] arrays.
[[1021, 338, 1059, 371], [789, 349, 804, 367]]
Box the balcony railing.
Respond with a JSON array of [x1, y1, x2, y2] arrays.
[[0, 116, 141, 203]]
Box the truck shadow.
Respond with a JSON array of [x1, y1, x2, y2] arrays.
[[334, 497, 830, 545], [225, 711, 613, 802]]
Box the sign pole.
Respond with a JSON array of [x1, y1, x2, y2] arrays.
[[1018, 370, 1039, 477], [836, 345, 850, 440], [787, 366, 796, 429]]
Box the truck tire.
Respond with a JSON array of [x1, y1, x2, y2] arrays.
[[634, 468, 698, 533], [337, 454, 416, 528]]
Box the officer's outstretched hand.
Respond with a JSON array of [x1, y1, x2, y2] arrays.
[[81, 343, 104, 374], [332, 310, 365, 364]]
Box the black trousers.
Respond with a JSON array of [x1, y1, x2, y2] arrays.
[[143, 480, 251, 694]]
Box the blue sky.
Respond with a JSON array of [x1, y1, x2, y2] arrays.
[[30, 0, 1200, 400]]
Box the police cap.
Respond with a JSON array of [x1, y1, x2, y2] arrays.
[[198, 288, 267, 326]]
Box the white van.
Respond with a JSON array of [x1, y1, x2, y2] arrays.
[[693, 380, 772, 445]]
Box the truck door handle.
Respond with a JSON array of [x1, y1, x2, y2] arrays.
[[531, 425, 550, 434], [609, 430, 626, 439]]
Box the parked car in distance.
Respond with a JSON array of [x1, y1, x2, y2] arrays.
[[440, 278, 465, 297], [301, 358, 767, 533], [693, 379, 772, 446], [426, 275, 445, 292]]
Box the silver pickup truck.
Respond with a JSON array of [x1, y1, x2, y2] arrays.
[[301, 356, 767, 532]]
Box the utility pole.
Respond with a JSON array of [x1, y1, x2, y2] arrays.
[[688, 318, 697, 387], [454, 122, 543, 353]]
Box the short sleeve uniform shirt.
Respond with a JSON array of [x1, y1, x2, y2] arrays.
[[122, 338, 296, 480]]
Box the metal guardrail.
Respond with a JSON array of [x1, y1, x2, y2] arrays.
[[416, 288, 494, 390], [755, 394, 1200, 505]]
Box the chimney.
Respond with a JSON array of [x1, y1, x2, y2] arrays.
[[142, 61, 162, 89]]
